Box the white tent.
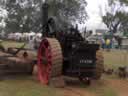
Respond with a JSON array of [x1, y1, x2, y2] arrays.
[[28, 32, 36, 41], [35, 33, 42, 42], [8, 33, 15, 39], [29, 32, 36, 36], [14, 32, 22, 40], [15, 32, 21, 35], [23, 32, 29, 37], [22, 32, 29, 41], [36, 33, 42, 38]]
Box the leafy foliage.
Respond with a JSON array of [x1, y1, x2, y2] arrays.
[[4, 0, 87, 33], [119, 0, 128, 5], [102, 12, 125, 33], [5, 0, 40, 33], [119, 12, 128, 33], [102, 0, 128, 34]]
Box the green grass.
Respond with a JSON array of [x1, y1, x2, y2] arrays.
[[84, 50, 128, 96], [0, 40, 37, 57], [0, 41, 60, 96], [0, 41, 127, 96], [88, 86, 117, 96], [0, 77, 60, 96], [85, 78, 118, 96], [104, 50, 128, 69], [102, 88, 117, 96], [1, 40, 25, 48]]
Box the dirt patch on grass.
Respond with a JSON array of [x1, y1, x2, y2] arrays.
[[62, 87, 95, 96], [60, 77, 128, 96], [107, 79, 128, 96], [59, 78, 95, 96]]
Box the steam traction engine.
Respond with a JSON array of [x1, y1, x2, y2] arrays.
[[36, 3, 104, 85], [0, 3, 103, 86]]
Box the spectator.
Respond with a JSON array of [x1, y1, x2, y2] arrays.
[[101, 38, 105, 49], [118, 37, 122, 49], [105, 38, 111, 50], [115, 36, 122, 49], [112, 37, 116, 49]]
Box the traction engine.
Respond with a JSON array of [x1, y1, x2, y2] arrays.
[[36, 3, 104, 85]]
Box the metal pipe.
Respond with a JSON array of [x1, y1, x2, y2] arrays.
[[42, 3, 49, 37]]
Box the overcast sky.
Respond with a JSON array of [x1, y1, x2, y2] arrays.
[[83, 0, 108, 30]]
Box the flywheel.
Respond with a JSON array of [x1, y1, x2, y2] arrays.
[[37, 38, 63, 85]]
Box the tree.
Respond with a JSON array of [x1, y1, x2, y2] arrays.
[[102, 0, 128, 48], [119, 13, 128, 33], [47, 0, 87, 28], [5, 0, 38, 33], [0, 1, 7, 33], [102, 0, 128, 34], [102, 11, 126, 33], [119, 0, 128, 5], [4, 0, 87, 33]]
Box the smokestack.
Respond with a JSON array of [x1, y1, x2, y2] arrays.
[[42, 3, 49, 37]]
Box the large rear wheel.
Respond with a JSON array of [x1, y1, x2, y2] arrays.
[[37, 38, 63, 85]]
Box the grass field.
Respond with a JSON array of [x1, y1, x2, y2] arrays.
[[1, 40, 25, 48], [87, 50, 128, 96], [104, 50, 128, 69], [0, 41, 128, 96], [0, 41, 61, 96], [0, 77, 61, 96]]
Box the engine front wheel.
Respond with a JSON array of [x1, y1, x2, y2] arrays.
[[94, 50, 104, 79]]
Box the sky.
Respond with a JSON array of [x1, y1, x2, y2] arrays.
[[83, 0, 108, 30]]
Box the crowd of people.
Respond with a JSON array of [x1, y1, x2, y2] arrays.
[[101, 37, 122, 50]]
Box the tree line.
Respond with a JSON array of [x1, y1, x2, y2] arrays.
[[0, 0, 128, 36], [102, 0, 128, 36], [2, 0, 87, 33]]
